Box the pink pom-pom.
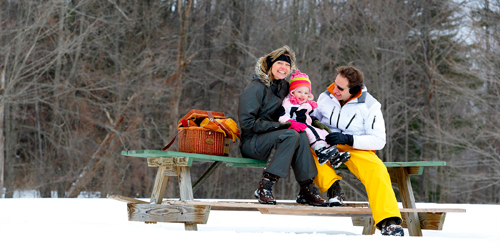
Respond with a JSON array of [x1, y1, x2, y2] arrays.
[[290, 69, 309, 81]]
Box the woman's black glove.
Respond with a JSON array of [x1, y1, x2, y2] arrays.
[[311, 119, 332, 133], [326, 132, 354, 146]]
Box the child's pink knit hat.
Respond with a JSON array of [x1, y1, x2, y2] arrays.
[[289, 70, 313, 98]]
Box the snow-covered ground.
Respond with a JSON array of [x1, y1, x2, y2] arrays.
[[0, 198, 498, 250]]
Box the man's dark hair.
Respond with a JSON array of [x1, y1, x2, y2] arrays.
[[336, 66, 364, 89]]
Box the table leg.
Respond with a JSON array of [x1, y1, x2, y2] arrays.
[[175, 157, 197, 231], [145, 163, 171, 224], [150, 165, 170, 205], [394, 167, 423, 236], [362, 217, 376, 235]]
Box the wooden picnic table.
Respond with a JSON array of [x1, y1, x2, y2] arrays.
[[110, 150, 465, 236]]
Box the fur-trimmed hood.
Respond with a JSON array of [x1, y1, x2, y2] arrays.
[[254, 45, 296, 87]]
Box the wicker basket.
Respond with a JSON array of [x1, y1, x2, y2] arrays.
[[178, 127, 230, 156], [177, 110, 229, 156]]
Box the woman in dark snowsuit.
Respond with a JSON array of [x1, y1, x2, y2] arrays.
[[238, 45, 328, 206]]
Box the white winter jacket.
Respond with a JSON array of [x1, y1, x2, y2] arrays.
[[311, 85, 386, 150]]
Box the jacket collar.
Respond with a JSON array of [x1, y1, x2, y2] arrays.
[[254, 61, 272, 87], [325, 84, 367, 104]]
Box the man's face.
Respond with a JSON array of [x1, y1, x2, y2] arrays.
[[333, 74, 352, 102]]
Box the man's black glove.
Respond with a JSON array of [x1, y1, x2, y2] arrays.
[[326, 132, 354, 146], [311, 119, 332, 133], [278, 122, 291, 129]]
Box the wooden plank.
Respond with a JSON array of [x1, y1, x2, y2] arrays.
[[204, 201, 370, 211], [174, 156, 190, 167], [407, 166, 422, 175], [176, 162, 197, 231], [388, 167, 423, 182], [388, 167, 423, 181], [123, 150, 266, 167], [396, 208, 464, 212], [394, 167, 422, 236], [384, 161, 446, 167], [127, 203, 210, 224], [150, 165, 170, 205], [122, 150, 445, 171], [167, 200, 371, 210], [147, 157, 178, 176], [362, 216, 376, 235], [352, 212, 447, 230], [178, 166, 194, 201], [110, 195, 460, 230], [257, 207, 373, 217], [106, 195, 367, 211], [107, 194, 148, 204], [124, 150, 446, 167], [402, 212, 447, 230], [164, 200, 464, 214]]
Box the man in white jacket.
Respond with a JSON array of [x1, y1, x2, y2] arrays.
[[311, 66, 404, 236]]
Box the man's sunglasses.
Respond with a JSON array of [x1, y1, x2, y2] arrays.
[[335, 84, 348, 92]]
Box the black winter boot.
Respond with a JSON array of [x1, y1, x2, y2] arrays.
[[327, 180, 345, 206], [378, 217, 404, 236], [296, 179, 329, 207], [254, 172, 279, 205], [315, 146, 340, 165], [330, 151, 351, 169]]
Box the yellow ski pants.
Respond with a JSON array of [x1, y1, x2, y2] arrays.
[[312, 145, 402, 227]]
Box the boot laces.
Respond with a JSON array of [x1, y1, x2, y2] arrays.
[[328, 181, 345, 200], [302, 184, 322, 199], [311, 186, 321, 196], [261, 178, 275, 197]]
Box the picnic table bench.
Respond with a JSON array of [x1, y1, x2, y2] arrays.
[[109, 150, 465, 237]]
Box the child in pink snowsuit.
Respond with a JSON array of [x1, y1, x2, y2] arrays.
[[279, 70, 350, 166]]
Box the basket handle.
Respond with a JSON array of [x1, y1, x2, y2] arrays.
[[161, 130, 182, 151], [207, 111, 215, 121]]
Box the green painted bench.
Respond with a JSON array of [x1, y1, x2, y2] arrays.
[[111, 150, 465, 236]]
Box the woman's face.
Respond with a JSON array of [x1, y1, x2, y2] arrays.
[[271, 60, 291, 80], [333, 74, 352, 102]]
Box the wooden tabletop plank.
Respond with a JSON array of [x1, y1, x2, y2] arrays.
[[122, 150, 446, 169], [122, 150, 265, 165]]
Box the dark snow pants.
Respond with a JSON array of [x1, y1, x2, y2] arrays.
[[240, 129, 317, 182]]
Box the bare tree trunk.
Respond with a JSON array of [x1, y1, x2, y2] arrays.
[[0, 64, 5, 198], [66, 94, 137, 197], [167, 0, 193, 145]]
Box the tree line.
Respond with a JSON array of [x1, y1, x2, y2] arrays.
[[0, 0, 499, 204]]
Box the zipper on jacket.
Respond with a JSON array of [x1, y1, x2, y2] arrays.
[[372, 115, 376, 129], [345, 114, 356, 130], [336, 110, 342, 128], [329, 107, 336, 125]]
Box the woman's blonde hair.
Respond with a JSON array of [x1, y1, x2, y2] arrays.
[[258, 45, 296, 75]]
